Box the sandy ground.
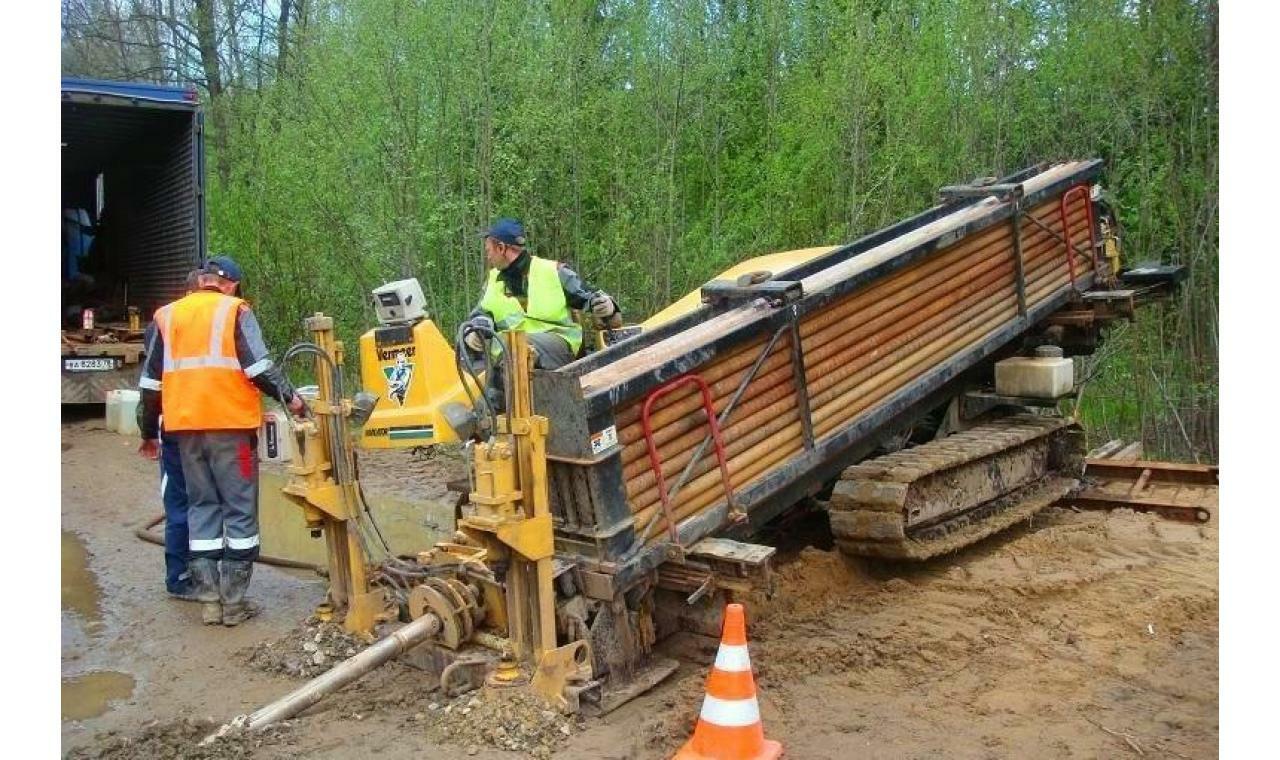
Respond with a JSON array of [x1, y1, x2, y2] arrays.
[[62, 412, 1218, 758]]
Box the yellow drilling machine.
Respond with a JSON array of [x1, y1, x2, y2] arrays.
[[235, 160, 1195, 731]]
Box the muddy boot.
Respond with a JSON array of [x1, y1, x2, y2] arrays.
[[220, 560, 257, 627], [189, 558, 222, 625]]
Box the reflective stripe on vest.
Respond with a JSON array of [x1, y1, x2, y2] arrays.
[[478, 256, 582, 354], [154, 291, 263, 431]]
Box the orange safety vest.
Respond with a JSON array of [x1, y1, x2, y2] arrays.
[[154, 290, 262, 431]]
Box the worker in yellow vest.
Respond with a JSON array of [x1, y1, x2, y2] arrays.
[[461, 218, 621, 410], [137, 255, 305, 627]]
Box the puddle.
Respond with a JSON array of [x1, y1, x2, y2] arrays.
[[62, 531, 102, 625], [62, 671, 135, 721], [258, 472, 454, 566]]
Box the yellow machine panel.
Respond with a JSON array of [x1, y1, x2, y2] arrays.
[[358, 319, 479, 448]]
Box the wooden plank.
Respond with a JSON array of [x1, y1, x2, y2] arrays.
[[1084, 459, 1218, 485], [1069, 489, 1212, 523]]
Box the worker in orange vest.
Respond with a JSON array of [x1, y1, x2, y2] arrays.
[[137, 269, 202, 602], [137, 255, 305, 627]]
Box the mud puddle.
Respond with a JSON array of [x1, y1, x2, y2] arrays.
[[62, 530, 103, 627], [63, 531, 138, 722], [257, 471, 454, 567], [62, 671, 136, 721]]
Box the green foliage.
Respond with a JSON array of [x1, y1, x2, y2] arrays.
[[197, 0, 1216, 460]]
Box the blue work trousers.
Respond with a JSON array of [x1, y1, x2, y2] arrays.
[[160, 433, 191, 593]]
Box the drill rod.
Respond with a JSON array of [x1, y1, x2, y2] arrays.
[[217, 612, 443, 737]]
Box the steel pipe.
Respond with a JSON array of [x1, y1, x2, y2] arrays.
[[238, 613, 442, 733], [618, 218, 1088, 504], [614, 201, 1086, 452], [634, 242, 1091, 529]]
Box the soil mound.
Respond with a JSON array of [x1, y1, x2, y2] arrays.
[[244, 618, 371, 679]]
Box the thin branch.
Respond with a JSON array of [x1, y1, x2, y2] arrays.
[[1083, 717, 1145, 756]]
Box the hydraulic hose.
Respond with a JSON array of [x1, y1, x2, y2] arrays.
[[454, 321, 504, 441], [132, 514, 324, 573]]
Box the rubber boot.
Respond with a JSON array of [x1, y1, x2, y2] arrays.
[[220, 560, 257, 627], [189, 558, 222, 625]]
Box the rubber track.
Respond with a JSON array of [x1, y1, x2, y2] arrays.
[[830, 414, 1081, 561], [835, 477, 1077, 560]]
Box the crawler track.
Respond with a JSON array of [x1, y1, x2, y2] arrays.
[[829, 413, 1084, 561]]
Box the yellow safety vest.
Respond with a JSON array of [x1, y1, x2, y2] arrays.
[[154, 291, 262, 431], [479, 256, 582, 354]]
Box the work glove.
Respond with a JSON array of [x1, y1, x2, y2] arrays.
[[462, 315, 494, 353], [589, 292, 619, 320]]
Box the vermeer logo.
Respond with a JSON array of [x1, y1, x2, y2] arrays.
[[382, 353, 414, 406], [377, 345, 416, 361]]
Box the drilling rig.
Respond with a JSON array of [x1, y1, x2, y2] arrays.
[[252, 159, 1192, 725]]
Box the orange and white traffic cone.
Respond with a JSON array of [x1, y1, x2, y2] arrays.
[[674, 603, 782, 760]]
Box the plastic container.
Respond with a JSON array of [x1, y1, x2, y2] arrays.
[[116, 390, 140, 435], [994, 348, 1073, 399], [104, 390, 121, 432], [260, 409, 295, 463]]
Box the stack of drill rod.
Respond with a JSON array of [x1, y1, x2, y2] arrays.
[[572, 160, 1100, 553]]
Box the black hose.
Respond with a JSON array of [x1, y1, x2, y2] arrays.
[[280, 342, 390, 563], [133, 514, 324, 573], [454, 322, 504, 441]]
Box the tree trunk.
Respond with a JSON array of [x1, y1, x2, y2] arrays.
[[194, 0, 229, 185], [276, 0, 291, 77]]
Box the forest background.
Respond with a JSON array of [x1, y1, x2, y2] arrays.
[[61, 0, 1218, 461]]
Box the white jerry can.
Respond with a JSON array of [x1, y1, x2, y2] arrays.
[[104, 389, 122, 432], [115, 390, 140, 436]]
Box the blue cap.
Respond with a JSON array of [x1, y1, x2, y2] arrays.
[[204, 255, 243, 283], [481, 218, 526, 246]]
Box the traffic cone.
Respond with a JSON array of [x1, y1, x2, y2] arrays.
[[674, 603, 782, 760]]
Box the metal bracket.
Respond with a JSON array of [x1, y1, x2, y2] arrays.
[[786, 304, 815, 450], [1119, 263, 1187, 287], [1010, 200, 1028, 316], [960, 390, 1063, 421], [439, 657, 489, 698], [530, 640, 595, 713], [701, 278, 803, 310], [938, 182, 1024, 203], [495, 513, 555, 561]]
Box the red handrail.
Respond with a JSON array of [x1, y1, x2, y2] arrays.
[[1058, 184, 1097, 290], [640, 374, 736, 545]]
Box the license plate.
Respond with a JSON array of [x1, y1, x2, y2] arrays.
[[64, 357, 121, 372]]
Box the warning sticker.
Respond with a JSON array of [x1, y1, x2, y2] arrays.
[[589, 425, 619, 455]]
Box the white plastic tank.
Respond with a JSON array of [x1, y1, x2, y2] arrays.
[[116, 390, 140, 436], [994, 346, 1074, 399], [104, 390, 122, 432]]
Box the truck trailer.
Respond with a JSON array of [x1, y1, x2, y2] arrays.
[[60, 77, 205, 404]]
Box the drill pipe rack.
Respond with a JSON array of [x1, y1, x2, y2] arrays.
[[522, 160, 1171, 600]]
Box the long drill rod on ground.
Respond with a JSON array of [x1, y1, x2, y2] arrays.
[[204, 612, 442, 742]]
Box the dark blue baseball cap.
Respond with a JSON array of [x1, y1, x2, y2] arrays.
[[481, 218, 526, 246], [204, 255, 243, 283]]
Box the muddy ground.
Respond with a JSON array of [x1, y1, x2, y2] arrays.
[[62, 411, 1218, 758]]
